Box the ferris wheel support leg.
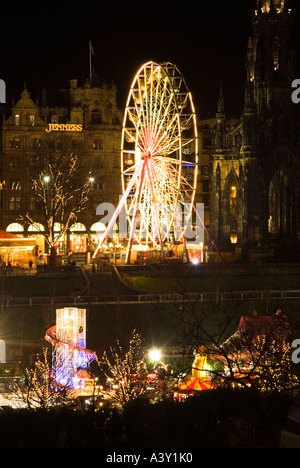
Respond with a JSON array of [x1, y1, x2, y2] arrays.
[[93, 163, 143, 259], [179, 180, 224, 263], [126, 161, 147, 264], [192, 202, 224, 263]]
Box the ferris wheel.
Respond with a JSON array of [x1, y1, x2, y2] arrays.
[[93, 61, 198, 263]]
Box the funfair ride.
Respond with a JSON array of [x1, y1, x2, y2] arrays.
[[45, 308, 97, 393], [93, 61, 200, 264]]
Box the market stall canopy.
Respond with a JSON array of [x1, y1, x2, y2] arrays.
[[237, 314, 290, 338], [175, 378, 216, 393], [0, 230, 21, 239]]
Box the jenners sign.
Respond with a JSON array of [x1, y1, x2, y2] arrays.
[[45, 123, 83, 133]]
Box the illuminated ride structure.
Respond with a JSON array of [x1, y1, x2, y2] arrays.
[[45, 308, 97, 391], [93, 61, 201, 264]]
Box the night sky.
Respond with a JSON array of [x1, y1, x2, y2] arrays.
[[0, 0, 300, 119]]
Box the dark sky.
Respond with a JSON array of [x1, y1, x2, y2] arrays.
[[0, 0, 299, 118]]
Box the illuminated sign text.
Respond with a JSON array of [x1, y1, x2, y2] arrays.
[[45, 123, 83, 133]]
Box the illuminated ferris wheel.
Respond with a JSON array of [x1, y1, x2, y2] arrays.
[[94, 61, 198, 263]]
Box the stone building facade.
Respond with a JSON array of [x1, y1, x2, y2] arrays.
[[0, 77, 122, 259], [208, 0, 300, 260]]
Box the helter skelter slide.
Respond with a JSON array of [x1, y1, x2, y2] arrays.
[[93, 61, 206, 264], [45, 308, 97, 391]]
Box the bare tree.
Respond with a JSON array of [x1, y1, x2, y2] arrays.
[[21, 151, 92, 266], [97, 330, 146, 406], [97, 330, 176, 406], [6, 348, 64, 409], [167, 294, 300, 393]]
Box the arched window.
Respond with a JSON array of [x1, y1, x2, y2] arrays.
[[28, 223, 45, 232], [224, 170, 239, 243], [91, 109, 102, 124], [230, 185, 238, 233], [6, 223, 24, 233], [268, 169, 293, 240], [70, 223, 86, 232], [90, 222, 106, 233]]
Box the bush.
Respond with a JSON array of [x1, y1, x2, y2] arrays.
[[0, 389, 293, 448]]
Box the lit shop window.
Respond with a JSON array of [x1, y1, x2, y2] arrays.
[[230, 236, 238, 244]]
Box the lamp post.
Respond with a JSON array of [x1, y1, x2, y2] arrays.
[[43, 174, 56, 267]]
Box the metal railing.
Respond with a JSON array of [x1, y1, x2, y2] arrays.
[[1, 290, 300, 307]]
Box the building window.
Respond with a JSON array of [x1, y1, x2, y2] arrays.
[[72, 139, 83, 150], [15, 114, 20, 126], [91, 110, 102, 124], [203, 137, 212, 148], [57, 138, 63, 150], [9, 138, 21, 148], [230, 185, 238, 232], [93, 139, 103, 150], [30, 196, 36, 211], [8, 157, 18, 168], [46, 139, 55, 150], [10, 181, 21, 190], [6, 223, 24, 233], [51, 115, 59, 124], [30, 138, 42, 149], [9, 196, 21, 211], [202, 166, 209, 176], [202, 180, 209, 192], [30, 114, 35, 126], [230, 236, 238, 244], [268, 170, 292, 239], [93, 182, 104, 191]]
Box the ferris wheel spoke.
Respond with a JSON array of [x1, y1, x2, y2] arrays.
[[152, 71, 164, 128], [148, 159, 180, 233], [152, 76, 169, 132], [152, 114, 180, 156], [153, 88, 176, 141]]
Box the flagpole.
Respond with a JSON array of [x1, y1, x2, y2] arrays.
[[89, 40, 92, 83]]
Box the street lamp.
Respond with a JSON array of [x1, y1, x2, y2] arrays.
[[148, 348, 161, 362], [88, 172, 95, 184]]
